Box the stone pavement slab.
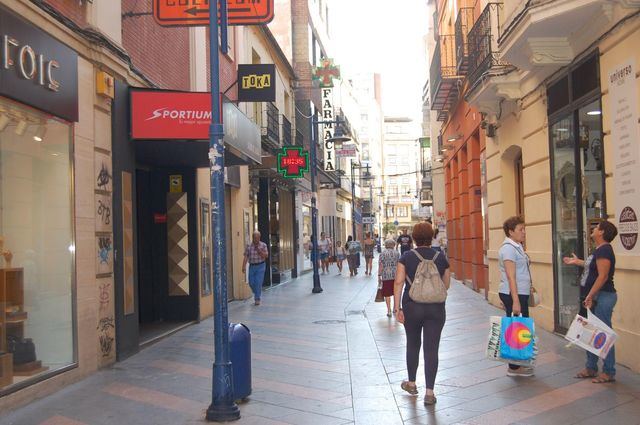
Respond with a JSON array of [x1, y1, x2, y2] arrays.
[[2, 260, 640, 425]]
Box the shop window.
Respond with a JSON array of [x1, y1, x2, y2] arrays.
[[0, 97, 75, 392], [547, 76, 569, 115]]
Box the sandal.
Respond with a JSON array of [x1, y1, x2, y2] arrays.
[[401, 381, 418, 395], [575, 369, 597, 379], [592, 373, 616, 384], [424, 394, 437, 405]]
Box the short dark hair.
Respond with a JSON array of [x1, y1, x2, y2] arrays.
[[503, 216, 525, 237], [413, 222, 434, 246], [599, 220, 618, 242]]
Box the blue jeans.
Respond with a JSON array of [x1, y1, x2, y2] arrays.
[[585, 291, 617, 376], [248, 262, 266, 301]]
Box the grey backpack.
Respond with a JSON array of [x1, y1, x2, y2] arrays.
[[407, 249, 447, 303]]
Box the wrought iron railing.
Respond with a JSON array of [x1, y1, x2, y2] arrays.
[[429, 34, 458, 107], [468, 3, 504, 87], [261, 102, 280, 146], [281, 115, 292, 146], [455, 7, 475, 74]]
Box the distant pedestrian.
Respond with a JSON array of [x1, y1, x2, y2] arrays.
[[345, 236, 360, 277], [242, 231, 269, 306], [397, 229, 414, 255], [498, 216, 533, 377], [335, 241, 346, 274], [432, 228, 442, 252], [318, 232, 331, 274], [394, 222, 450, 405], [378, 239, 400, 317], [363, 232, 376, 275], [563, 220, 618, 384]]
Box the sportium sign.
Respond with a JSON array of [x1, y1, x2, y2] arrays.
[[153, 0, 275, 27], [322, 88, 335, 171], [237, 64, 275, 102]]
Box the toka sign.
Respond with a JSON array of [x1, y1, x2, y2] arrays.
[[322, 88, 336, 171], [609, 59, 640, 253]]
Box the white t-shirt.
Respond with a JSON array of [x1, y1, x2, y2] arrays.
[[498, 238, 532, 295], [318, 238, 330, 253]]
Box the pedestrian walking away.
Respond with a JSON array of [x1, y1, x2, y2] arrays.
[[363, 231, 376, 275], [318, 232, 332, 274], [394, 222, 450, 405], [498, 216, 534, 377], [334, 241, 346, 274], [397, 229, 414, 255], [242, 231, 269, 305], [345, 236, 360, 277], [564, 220, 619, 384], [379, 238, 400, 317]]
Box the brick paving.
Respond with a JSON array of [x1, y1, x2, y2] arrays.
[[3, 260, 640, 425]]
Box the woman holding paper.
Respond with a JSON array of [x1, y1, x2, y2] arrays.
[[563, 220, 618, 384]]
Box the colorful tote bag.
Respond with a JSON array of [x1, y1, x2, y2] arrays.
[[486, 316, 538, 366], [499, 316, 536, 361]]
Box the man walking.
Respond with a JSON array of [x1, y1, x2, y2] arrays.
[[242, 231, 269, 305]]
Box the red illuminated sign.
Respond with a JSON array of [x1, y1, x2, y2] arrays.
[[130, 90, 213, 140], [153, 0, 275, 27], [277, 147, 309, 179]]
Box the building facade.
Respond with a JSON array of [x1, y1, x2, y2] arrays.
[[432, 0, 640, 371]]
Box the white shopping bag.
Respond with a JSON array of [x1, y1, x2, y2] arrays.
[[564, 309, 617, 359]]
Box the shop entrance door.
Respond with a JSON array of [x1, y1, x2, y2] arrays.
[[550, 99, 605, 331], [136, 168, 199, 344]]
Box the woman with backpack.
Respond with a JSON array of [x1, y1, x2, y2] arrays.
[[345, 236, 360, 277], [394, 222, 450, 405]]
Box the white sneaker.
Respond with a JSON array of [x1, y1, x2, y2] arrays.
[[507, 366, 534, 377]]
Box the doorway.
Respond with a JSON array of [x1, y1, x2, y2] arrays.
[[550, 99, 605, 331], [136, 168, 199, 345]]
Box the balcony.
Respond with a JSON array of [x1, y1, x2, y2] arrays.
[[467, 3, 505, 89], [455, 7, 475, 75], [430, 35, 464, 122], [281, 115, 292, 146], [261, 102, 280, 151]]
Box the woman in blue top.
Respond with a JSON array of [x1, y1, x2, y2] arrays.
[[498, 216, 533, 377], [563, 220, 618, 384]]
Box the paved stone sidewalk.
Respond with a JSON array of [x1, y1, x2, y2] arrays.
[[3, 263, 640, 425]]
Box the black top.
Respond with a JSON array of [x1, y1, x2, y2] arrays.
[[398, 247, 449, 297], [583, 243, 616, 295], [397, 235, 414, 254]]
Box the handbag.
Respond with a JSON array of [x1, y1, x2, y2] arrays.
[[7, 336, 37, 365], [529, 286, 541, 307], [486, 316, 538, 366], [499, 315, 536, 361], [375, 278, 384, 302]]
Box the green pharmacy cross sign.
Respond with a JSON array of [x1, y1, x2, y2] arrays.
[[277, 146, 310, 178]]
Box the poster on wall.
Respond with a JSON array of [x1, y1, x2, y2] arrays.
[[608, 59, 640, 254]]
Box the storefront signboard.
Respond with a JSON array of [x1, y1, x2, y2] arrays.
[[130, 90, 261, 164], [237, 64, 275, 102], [322, 88, 336, 171], [277, 146, 309, 178], [609, 59, 640, 253], [0, 5, 78, 122], [153, 0, 275, 27]]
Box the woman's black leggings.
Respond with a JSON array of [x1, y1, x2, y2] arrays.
[[499, 292, 530, 369], [402, 298, 446, 390]]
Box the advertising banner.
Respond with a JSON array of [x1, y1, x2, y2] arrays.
[[237, 64, 275, 102], [608, 59, 640, 253]]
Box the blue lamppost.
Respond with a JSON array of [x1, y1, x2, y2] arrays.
[[206, 0, 240, 421]]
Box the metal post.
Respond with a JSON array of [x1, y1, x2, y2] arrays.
[[206, 0, 240, 421], [310, 115, 322, 293], [351, 159, 356, 239]]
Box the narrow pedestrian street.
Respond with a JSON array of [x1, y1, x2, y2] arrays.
[[2, 260, 640, 425]]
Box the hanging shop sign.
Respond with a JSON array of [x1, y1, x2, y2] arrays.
[[277, 146, 309, 179], [0, 5, 78, 122], [130, 89, 261, 164], [362, 215, 375, 225], [237, 64, 275, 102], [153, 0, 275, 27], [312, 58, 341, 88], [322, 88, 336, 171], [609, 59, 640, 253], [336, 144, 357, 158]]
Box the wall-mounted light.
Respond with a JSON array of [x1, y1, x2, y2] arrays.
[[0, 113, 10, 132], [33, 125, 47, 142], [447, 134, 462, 142], [587, 110, 601, 116], [15, 119, 28, 136]]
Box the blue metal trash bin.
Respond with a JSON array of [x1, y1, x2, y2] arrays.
[[229, 323, 251, 401]]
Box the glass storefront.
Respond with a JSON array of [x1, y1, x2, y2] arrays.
[[0, 97, 75, 392], [302, 204, 312, 271], [551, 99, 605, 330]]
